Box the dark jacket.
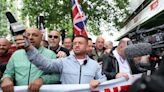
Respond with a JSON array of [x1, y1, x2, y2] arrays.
[[129, 56, 164, 92], [102, 52, 119, 80], [49, 45, 70, 56], [0, 52, 13, 73], [92, 47, 105, 61], [102, 52, 144, 80]]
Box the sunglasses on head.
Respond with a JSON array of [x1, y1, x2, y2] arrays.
[[48, 35, 58, 39]]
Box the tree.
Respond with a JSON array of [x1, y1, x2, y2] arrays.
[[0, 0, 8, 37], [21, 0, 129, 36], [0, 0, 21, 37]]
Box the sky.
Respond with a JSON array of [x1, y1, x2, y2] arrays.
[[89, 0, 144, 44], [88, 31, 119, 46]]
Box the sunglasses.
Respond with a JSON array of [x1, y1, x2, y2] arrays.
[[48, 35, 59, 39]]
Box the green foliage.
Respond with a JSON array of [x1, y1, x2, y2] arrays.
[[0, 0, 8, 37], [21, 0, 129, 36], [0, 0, 21, 37]]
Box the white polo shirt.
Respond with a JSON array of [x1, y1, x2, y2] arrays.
[[113, 50, 131, 75]]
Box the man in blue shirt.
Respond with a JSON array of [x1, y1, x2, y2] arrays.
[[15, 35, 106, 89]]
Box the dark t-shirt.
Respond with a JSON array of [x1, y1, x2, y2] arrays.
[[0, 52, 13, 73], [50, 46, 70, 57]]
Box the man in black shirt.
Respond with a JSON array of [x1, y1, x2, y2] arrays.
[[48, 31, 70, 58]]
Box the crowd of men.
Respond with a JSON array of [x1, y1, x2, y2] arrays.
[[0, 27, 158, 92]]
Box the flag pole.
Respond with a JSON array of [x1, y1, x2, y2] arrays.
[[71, 0, 75, 40]]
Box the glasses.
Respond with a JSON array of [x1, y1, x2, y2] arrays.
[[48, 35, 59, 39]]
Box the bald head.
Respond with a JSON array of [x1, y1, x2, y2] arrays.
[[63, 37, 72, 50], [25, 28, 42, 48], [117, 37, 131, 59], [0, 38, 11, 56], [0, 38, 10, 45], [26, 28, 41, 33], [118, 38, 131, 46]]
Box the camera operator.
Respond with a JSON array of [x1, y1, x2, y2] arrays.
[[127, 44, 164, 92], [124, 43, 159, 75], [129, 55, 164, 92]]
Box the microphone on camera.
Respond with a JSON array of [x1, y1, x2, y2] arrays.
[[6, 12, 26, 36], [125, 43, 152, 59], [6, 11, 29, 48]]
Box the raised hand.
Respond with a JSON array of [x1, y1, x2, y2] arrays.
[[56, 51, 67, 58], [15, 35, 31, 50]]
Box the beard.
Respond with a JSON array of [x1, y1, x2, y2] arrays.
[[74, 50, 86, 56], [0, 48, 8, 56]]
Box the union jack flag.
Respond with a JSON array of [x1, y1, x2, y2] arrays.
[[72, 0, 88, 37]]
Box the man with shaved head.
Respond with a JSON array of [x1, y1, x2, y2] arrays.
[[48, 31, 70, 58], [1, 28, 60, 92], [14, 35, 107, 89], [102, 37, 135, 80], [63, 37, 72, 51], [0, 38, 12, 78]]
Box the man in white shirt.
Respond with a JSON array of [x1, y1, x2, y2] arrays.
[[102, 38, 132, 80]]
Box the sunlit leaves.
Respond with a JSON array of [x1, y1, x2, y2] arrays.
[[21, 0, 129, 36]]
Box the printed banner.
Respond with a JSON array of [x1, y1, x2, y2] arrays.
[[0, 74, 142, 92]]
